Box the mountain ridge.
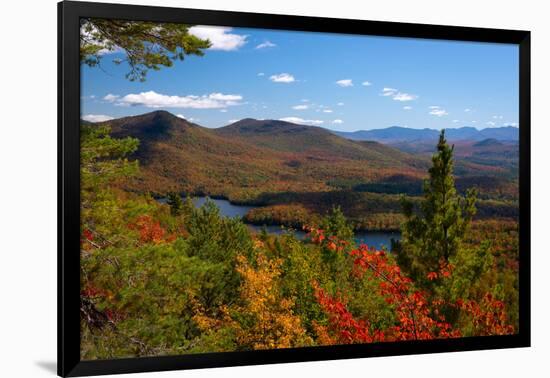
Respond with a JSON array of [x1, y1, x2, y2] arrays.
[[87, 111, 430, 196], [334, 125, 519, 143], [81, 111, 518, 226]]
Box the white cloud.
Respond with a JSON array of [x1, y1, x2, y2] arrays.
[[322, 109, 333, 113], [228, 119, 239, 123], [270, 73, 295, 83], [109, 90, 243, 109], [279, 117, 324, 126], [80, 25, 124, 55], [504, 122, 518, 127], [257, 72, 265, 76], [382, 88, 398, 96], [301, 99, 309, 102], [103, 93, 120, 102], [380, 87, 417, 101], [82, 114, 114, 123], [332, 119, 344, 124], [256, 41, 276, 49], [208, 93, 242, 101], [464, 108, 471, 112], [188, 26, 247, 51], [486, 121, 496, 126], [292, 104, 309, 110], [393, 92, 417, 101], [176, 114, 199, 122], [403, 106, 412, 110], [361, 81, 372, 86], [430, 109, 448, 116], [220, 109, 228, 113], [492, 115, 504, 119], [452, 119, 459, 123], [429, 106, 448, 117], [337, 102, 344, 106], [336, 79, 353, 87], [96, 47, 123, 55]]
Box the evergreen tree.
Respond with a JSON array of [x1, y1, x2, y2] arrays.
[[320, 206, 354, 242], [80, 19, 211, 81], [166, 192, 183, 216], [393, 130, 477, 289], [318, 206, 354, 272]]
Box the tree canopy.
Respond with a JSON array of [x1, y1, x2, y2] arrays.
[[394, 130, 478, 289], [80, 19, 211, 81]]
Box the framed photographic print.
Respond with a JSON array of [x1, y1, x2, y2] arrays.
[[58, 1, 531, 376]]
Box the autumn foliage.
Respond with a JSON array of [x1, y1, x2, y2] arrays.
[[232, 252, 311, 349], [305, 225, 513, 344], [127, 215, 175, 244], [79, 124, 518, 360], [457, 294, 515, 336]]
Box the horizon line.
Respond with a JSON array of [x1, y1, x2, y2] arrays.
[[81, 110, 520, 131]]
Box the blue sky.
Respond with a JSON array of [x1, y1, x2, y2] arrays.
[[81, 25, 519, 131]]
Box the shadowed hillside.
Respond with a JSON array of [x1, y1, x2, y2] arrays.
[[97, 111, 429, 200], [215, 119, 424, 166], [88, 111, 518, 229]]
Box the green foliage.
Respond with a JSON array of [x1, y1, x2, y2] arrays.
[[184, 199, 255, 263], [80, 19, 211, 81], [394, 130, 478, 289], [80, 124, 141, 244], [321, 206, 354, 242], [441, 242, 494, 302], [81, 124, 139, 189], [166, 192, 184, 216], [107, 111, 517, 229], [80, 125, 519, 359]]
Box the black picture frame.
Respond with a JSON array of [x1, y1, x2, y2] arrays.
[[58, 1, 531, 376]]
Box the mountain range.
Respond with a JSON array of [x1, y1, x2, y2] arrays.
[[98, 111, 430, 198], [86, 111, 518, 206], [334, 125, 519, 144]]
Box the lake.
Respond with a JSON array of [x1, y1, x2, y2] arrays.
[[190, 197, 400, 250]]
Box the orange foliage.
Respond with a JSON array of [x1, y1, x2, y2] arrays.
[[306, 226, 513, 343], [127, 215, 171, 244], [457, 293, 515, 336]]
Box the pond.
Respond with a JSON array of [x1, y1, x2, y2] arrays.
[[168, 196, 400, 250]]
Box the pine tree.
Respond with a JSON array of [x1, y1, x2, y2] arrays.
[[394, 130, 477, 289], [80, 19, 211, 81], [321, 206, 354, 242], [166, 192, 183, 216]]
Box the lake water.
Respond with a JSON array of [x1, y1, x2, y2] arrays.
[[191, 197, 400, 250]]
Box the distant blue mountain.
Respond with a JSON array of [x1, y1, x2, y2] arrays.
[[335, 126, 519, 143]]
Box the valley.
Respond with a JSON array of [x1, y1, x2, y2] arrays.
[[95, 110, 518, 232]]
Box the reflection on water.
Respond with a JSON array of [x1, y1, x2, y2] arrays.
[[170, 196, 400, 250]]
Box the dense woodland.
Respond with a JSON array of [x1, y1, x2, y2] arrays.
[[101, 111, 519, 233], [79, 18, 519, 359], [80, 125, 518, 359]]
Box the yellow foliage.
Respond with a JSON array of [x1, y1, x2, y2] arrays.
[[233, 253, 311, 350], [190, 251, 311, 350], [237, 252, 311, 349], [312, 321, 336, 346]]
